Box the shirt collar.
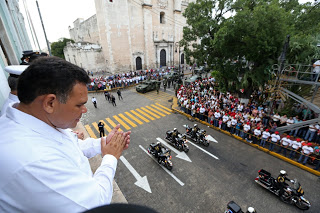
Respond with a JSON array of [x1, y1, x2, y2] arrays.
[[8, 93, 19, 103], [6, 104, 72, 144]]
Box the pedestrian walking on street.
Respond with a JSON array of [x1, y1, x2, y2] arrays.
[[98, 122, 105, 137], [156, 82, 160, 94], [168, 78, 171, 88], [117, 89, 123, 100], [111, 94, 116, 106], [92, 97, 97, 108], [104, 90, 110, 101]]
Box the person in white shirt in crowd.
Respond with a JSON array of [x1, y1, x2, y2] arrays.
[[242, 122, 251, 140], [289, 138, 302, 159], [286, 116, 294, 126], [0, 57, 131, 213], [271, 112, 281, 126], [226, 117, 232, 133], [222, 113, 229, 130], [214, 110, 221, 127], [0, 65, 28, 116], [297, 143, 314, 165], [253, 127, 261, 144], [199, 105, 206, 121], [277, 135, 292, 157], [231, 116, 237, 134], [260, 128, 270, 148], [304, 123, 318, 141], [269, 131, 280, 151]]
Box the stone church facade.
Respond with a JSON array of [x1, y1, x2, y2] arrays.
[[65, 0, 194, 73]]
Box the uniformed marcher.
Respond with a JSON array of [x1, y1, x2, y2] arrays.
[[0, 57, 131, 212], [163, 79, 167, 92], [156, 81, 160, 94], [0, 65, 28, 116]]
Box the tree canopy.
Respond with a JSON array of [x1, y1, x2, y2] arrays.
[[181, 0, 320, 96], [51, 38, 74, 59]]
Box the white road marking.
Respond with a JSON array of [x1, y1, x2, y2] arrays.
[[186, 140, 219, 160], [206, 135, 218, 143], [139, 145, 185, 186], [120, 156, 152, 193], [156, 137, 192, 162]]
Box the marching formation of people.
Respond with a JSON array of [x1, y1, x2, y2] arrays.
[[177, 78, 320, 171]]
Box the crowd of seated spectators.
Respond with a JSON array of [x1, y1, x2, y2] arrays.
[[177, 78, 320, 171]]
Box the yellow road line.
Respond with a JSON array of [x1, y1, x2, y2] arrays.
[[113, 115, 131, 130], [146, 106, 166, 117], [92, 122, 100, 133], [119, 113, 137, 127], [136, 109, 155, 120], [84, 125, 97, 139], [155, 103, 172, 112], [151, 104, 171, 115], [106, 118, 123, 132], [125, 112, 143, 125], [130, 110, 150, 122], [99, 120, 112, 133], [141, 107, 161, 119]]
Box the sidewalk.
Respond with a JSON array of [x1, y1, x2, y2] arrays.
[[72, 122, 127, 204], [172, 96, 320, 176]]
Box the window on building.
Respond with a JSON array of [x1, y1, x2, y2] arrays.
[[160, 12, 165, 24]]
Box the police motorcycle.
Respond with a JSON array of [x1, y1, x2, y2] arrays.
[[147, 142, 173, 170], [165, 129, 189, 153], [225, 201, 256, 213], [254, 169, 311, 210], [185, 124, 209, 147]]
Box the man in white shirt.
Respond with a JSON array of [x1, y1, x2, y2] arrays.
[[0, 65, 28, 116], [312, 59, 320, 81], [269, 131, 280, 151], [304, 124, 317, 141], [289, 138, 302, 159], [298, 143, 314, 165], [92, 97, 97, 108], [259, 128, 270, 148], [253, 127, 261, 144], [0, 57, 131, 212], [214, 110, 221, 127], [277, 135, 292, 157]]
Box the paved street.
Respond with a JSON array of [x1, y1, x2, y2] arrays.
[[82, 87, 320, 213]]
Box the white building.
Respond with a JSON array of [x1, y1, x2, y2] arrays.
[[66, 0, 194, 73], [0, 0, 32, 111]]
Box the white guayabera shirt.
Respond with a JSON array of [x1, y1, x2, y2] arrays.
[[0, 105, 117, 213]]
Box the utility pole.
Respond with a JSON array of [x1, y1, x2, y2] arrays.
[[36, 0, 52, 56]]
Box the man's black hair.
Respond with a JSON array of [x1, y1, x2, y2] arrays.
[[18, 56, 90, 104]]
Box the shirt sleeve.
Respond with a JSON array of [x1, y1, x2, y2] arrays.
[[2, 154, 117, 212], [78, 138, 102, 158]]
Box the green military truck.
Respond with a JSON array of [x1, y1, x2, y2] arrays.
[[136, 80, 161, 93]]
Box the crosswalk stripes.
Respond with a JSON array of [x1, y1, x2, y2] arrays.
[[145, 106, 165, 117], [130, 110, 150, 122], [136, 89, 174, 103], [155, 103, 172, 112], [85, 103, 172, 138], [150, 104, 171, 115], [124, 112, 143, 125], [84, 125, 97, 139], [113, 115, 131, 130]]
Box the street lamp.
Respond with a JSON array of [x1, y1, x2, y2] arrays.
[[175, 42, 180, 76]]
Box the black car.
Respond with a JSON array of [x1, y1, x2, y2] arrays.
[[136, 80, 161, 93]]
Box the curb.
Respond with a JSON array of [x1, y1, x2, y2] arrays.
[[171, 106, 320, 176], [73, 122, 128, 204]]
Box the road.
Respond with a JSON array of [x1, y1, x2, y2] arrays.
[[81, 87, 320, 213]]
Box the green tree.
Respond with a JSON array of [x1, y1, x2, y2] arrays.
[[181, 0, 319, 97], [51, 38, 74, 59]]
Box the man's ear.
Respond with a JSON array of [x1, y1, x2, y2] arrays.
[[43, 94, 58, 114]]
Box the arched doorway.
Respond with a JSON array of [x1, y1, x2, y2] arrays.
[[181, 53, 184, 64], [136, 57, 142, 70], [160, 49, 166, 67]]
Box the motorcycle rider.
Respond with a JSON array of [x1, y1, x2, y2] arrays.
[[153, 141, 162, 158], [171, 128, 180, 146], [276, 170, 294, 201], [192, 124, 200, 139]]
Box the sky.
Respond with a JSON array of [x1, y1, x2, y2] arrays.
[[19, 0, 96, 51], [19, 0, 314, 52]]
